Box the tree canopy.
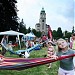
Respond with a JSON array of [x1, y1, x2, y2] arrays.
[[0, 0, 19, 32]]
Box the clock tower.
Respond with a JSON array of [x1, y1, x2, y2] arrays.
[[35, 8, 48, 35], [39, 8, 46, 34]]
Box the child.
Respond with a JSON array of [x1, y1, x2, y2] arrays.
[[8, 42, 13, 51], [47, 41, 55, 68], [71, 33, 75, 50], [25, 40, 31, 49], [56, 38, 75, 75], [1, 35, 8, 55], [0, 44, 2, 54], [71, 33, 75, 70]]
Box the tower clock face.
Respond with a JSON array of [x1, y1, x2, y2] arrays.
[[42, 20, 44, 22]]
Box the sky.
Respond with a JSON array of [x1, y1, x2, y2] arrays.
[[17, 0, 75, 32]]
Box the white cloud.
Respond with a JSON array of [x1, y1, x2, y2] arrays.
[[46, 13, 73, 31], [17, 0, 74, 32]]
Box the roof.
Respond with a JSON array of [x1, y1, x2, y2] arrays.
[[0, 30, 24, 36]]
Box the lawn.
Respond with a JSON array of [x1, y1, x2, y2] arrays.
[[0, 47, 59, 75]]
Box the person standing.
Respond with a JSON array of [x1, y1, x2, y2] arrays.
[[56, 38, 75, 75], [71, 33, 75, 50], [47, 41, 55, 68], [0, 44, 2, 54], [71, 33, 75, 71], [1, 35, 8, 55]]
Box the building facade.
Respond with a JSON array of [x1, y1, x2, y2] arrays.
[[35, 8, 49, 35]]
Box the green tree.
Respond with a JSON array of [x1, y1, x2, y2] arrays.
[[36, 31, 42, 37], [32, 29, 36, 35], [0, 0, 19, 32], [27, 27, 31, 33], [64, 31, 72, 39], [19, 19, 27, 34], [57, 27, 63, 39], [32, 29, 42, 37], [72, 26, 74, 33], [52, 30, 57, 39]]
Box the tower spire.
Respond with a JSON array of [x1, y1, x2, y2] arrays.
[[41, 7, 45, 12]]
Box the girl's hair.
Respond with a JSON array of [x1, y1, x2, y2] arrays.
[[57, 38, 67, 52], [58, 46, 62, 52], [57, 38, 65, 42]]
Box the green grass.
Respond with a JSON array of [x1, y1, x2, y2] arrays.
[[0, 47, 59, 75]]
